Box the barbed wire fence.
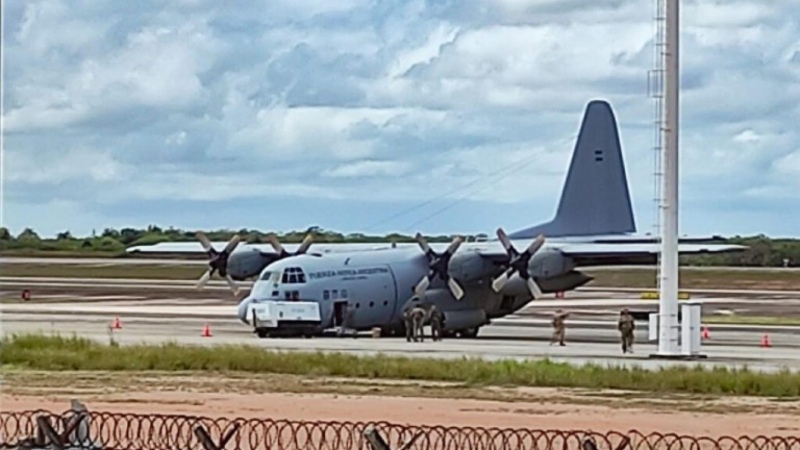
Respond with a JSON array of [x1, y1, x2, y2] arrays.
[[1, 407, 798, 450]]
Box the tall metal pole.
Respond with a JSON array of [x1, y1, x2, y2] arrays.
[[658, 0, 680, 354]]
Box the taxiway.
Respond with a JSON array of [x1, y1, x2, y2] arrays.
[[2, 272, 800, 374], [2, 293, 800, 375]]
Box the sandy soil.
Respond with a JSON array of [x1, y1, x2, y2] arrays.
[[2, 373, 799, 438]]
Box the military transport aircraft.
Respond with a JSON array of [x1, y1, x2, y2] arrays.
[[127, 99, 745, 337]]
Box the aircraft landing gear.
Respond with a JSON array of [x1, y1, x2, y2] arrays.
[[440, 327, 480, 339], [381, 325, 404, 338], [456, 327, 480, 338]]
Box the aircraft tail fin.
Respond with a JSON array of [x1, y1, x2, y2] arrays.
[[509, 100, 636, 239]]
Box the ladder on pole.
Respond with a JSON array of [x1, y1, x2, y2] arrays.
[[648, 0, 667, 292]]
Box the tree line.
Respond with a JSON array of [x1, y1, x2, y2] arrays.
[[0, 225, 797, 267]]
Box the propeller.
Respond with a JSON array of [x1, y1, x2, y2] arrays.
[[196, 232, 242, 296], [490, 228, 546, 299], [413, 233, 466, 300], [195, 231, 316, 297], [266, 232, 314, 258]]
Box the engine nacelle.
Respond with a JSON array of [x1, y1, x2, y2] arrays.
[[527, 249, 575, 279], [227, 249, 280, 280], [442, 309, 488, 331], [447, 252, 498, 283]]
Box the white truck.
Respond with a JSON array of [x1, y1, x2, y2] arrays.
[[248, 300, 323, 338]]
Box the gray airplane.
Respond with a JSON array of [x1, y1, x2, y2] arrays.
[[127, 99, 745, 337]]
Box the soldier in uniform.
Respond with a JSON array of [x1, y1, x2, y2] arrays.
[[403, 298, 426, 342], [550, 309, 569, 346], [429, 305, 444, 341], [412, 306, 427, 342], [618, 308, 635, 353], [403, 301, 416, 342]]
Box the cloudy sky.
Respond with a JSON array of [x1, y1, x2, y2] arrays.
[[3, 0, 799, 239]]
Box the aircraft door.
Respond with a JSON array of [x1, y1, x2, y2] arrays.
[[332, 300, 348, 328], [341, 268, 395, 328]]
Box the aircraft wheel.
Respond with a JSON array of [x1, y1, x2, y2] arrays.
[[256, 330, 270, 338], [458, 327, 480, 338], [383, 325, 403, 337]]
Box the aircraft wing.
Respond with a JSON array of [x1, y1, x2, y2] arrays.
[[126, 241, 416, 255], [470, 241, 747, 267], [127, 239, 746, 266]]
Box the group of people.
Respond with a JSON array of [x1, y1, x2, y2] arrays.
[[402, 298, 445, 342], [551, 308, 636, 353], [341, 295, 636, 350]]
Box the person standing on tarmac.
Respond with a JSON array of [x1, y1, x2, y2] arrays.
[[618, 308, 635, 353], [429, 304, 444, 341], [550, 309, 569, 346]]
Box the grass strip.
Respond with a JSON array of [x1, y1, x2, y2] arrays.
[[3, 264, 800, 290], [2, 333, 799, 398]]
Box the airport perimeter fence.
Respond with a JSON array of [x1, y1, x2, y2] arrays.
[[1, 409, 798, 450]]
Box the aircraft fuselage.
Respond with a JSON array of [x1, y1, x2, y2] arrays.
[[235, 246, 592, 336]]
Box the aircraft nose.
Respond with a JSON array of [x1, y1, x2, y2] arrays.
[[237, 296, 254, 325]]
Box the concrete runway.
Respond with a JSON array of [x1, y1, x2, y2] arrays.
[[3, 276, 800, 374], [5, 275, 800, 319]]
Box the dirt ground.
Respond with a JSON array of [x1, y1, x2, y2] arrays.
[[1, 373, 799, 438]]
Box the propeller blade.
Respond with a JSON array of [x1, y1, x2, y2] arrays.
[[415, 233, 431, 254], [491, 269, 512, 293], [266, 233, 286, 255], [196, 232, 214, 253], [296, 233, 314, 254], [224, 274, 240, 296], [223, 234, 242, 254], [445, 235, 464, 255], [414, 276, 430, 296], [447, 277, 465, 300], [496, 228, 514, 253], [526, 277, 543, 299], [196, 270, 211, 289], [524, 234, 546, 256]]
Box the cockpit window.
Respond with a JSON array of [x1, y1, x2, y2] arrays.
[[260, 271, 281, 282], [280, 267, 306, 284]]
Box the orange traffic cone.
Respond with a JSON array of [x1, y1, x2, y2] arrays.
[[760, 334, 771, 348], [201, 323, 212, 337], [701, 326, 710, 340], [111, 317, 122, 329]]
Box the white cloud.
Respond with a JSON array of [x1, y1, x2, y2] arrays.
[[322, 160, 413, 178], [3, 0, 799, 237]]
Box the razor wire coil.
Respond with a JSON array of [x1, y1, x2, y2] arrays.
[[1, 410, 798, 450]]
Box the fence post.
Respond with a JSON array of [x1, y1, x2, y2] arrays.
[[194, 424, 241, 450], [364, 426, 391, 450], [364, 425, 422, 450], [582, 437, 599, 450]]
